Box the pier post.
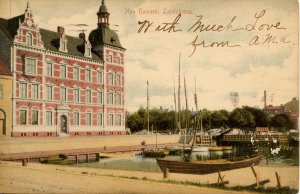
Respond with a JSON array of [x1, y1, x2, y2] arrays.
[[22, 159, 27, 167], [96, 153, 100, 161], [86, 154, 89, 163], [163, 168, 169, 178], [76, 154, 78, 164], [275, 172, 281, 188]]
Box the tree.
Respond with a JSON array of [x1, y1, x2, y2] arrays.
[[243, 106, 270, 127], [228, 108, 255, 131], [270, 113, 295, 132], [126, 112, 144, 132], [211, 110, 229, 128]]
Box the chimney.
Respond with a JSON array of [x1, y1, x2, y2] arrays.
[[57, 26, 65, 38], [79, 32, 86, 43]]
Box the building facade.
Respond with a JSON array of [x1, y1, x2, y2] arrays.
[[0, 1, 126, 137]]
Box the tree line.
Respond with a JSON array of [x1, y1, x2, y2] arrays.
[[126, 106, 296, 133]]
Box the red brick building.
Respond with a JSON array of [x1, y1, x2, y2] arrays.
[[0, 1, 126, 137]]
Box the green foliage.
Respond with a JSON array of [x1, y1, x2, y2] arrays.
[[270, 113, 295, 132], [228, 108, 255, 131], [126, 106, 295, 133]]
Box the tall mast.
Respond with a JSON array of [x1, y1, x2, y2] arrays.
[[147, 80, 149, 135], [173, 79, 178, 133], [194, 76, 199, 132], [178, 52, 181, 130], [184, 74, 188, 146]]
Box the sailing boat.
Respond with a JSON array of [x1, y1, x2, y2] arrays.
[[143, 80, 169, 158], [192, 77, 209, 152], [156, 53, 261, 174]]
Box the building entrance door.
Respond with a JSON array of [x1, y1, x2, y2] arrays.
[[60, 115, 67, 133]]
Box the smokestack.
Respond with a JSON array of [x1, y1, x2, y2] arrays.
[[57, 26, 65, 38], [264, 90, 267, 108]]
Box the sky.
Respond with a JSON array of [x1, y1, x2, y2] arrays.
[[0, 0, 298, 112]]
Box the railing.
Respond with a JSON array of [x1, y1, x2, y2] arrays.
[[220, 134, 289, 142]]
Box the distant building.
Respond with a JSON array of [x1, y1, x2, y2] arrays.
[[0, 1, 126, 137], [0, 60, 12, 137], [284, 97, 299, 126], [263, 105, 284, 118]]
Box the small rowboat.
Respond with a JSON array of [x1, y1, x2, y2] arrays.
[[156, 155, 261, 175]]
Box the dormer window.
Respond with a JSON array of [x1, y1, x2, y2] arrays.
[[84, 43, 92, 58], [26, 32, 32, 45], [59, 40, 67, 52]]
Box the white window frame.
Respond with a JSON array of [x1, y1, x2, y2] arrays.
[[46, 111, 52, 125], [46, 85, 53, 101], [116, 114, 122, 126], [20, 109, 27, 125], [98, 91, 103, 104], [109, 113, 114, 126], [46, 61, 53, 76], [26, 58, 37, 75], [86, 112, 92, 126], [31, 110, 39, 125], [86, 68, 91, 82], [97, 113, 103, 126], [20, 82, 27, 99], [108, 71, 114, 85], [32, 84, 39, 99], [74, 88, 80, 103], [60, 64, 67, 79], [61, 87, 67, 102], [86, 90, 91, 104], [116, 74, 122, 86], [97, 70, 103, 84], [108, 92, 114, 105], [116, 93, 122, 105], [73, 66, 79, 80], [74, 112, 80, 125], [26, 32, 33, 45]]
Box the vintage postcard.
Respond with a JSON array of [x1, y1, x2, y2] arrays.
[[0, 0, 298, 193]]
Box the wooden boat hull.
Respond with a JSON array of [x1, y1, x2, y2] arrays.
[[156, 155, 261, 175], [143, 149, 169, 158]]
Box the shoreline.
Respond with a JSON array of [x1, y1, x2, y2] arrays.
[[1, 161, 298, 193]]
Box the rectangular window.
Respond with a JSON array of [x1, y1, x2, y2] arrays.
[[109, 114, 114, 126], [98, 91, 103, 104], [86, 69, 91, 82], [26, 58, 36, 74], [0, 84, 3, 99], [116, 114, 122, 126], [86, 90, 91, 103], [46, 62, 52, 76], [61, 87, 66, 102], [46, 86, 52, 100], [74, 112, 80, 125], [60, 65, 66, 78], [108, 55, 113, 63], [32, 110, 38, 125], [117, 57, 121, 65], [97, 71, 103, 84], [46, 111, 52, 125], [116, 74, 121, 86], [74, 67, 79, 80], [74, 89, 80, 103], [108, 93, 113, 104], [20, 110, 27, 125], [20, 83, 27, 99], [86, 113, 91, 126], [116, 93, 121, 105], [32, 84, 38, 99], [108, 72, 114, 85], [97, 113, 103, 126]]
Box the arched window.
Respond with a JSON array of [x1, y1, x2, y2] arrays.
[[26, 32, 32, 45]]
